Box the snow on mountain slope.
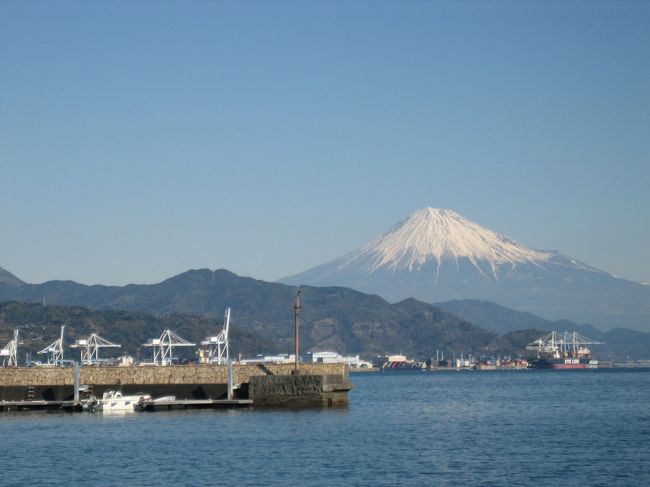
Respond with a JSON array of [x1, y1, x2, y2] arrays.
[[280, 208, 650, 331], [282, 207, 609, 287], [341, 208, 554, 279]]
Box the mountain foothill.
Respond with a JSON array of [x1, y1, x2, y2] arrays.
[[1, 208, 649, 361]]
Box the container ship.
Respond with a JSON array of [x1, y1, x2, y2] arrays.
[[526, 331, 602, 369]]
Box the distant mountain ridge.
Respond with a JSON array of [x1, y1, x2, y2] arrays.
[[435, 299, 650, 362], [434, 299, 600, 336], [0, 268, 499, 357], [280, 208, 650, 331], [1, 267, 648, 360]]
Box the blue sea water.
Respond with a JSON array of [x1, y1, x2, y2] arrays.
[[1, 369, 649, 486]]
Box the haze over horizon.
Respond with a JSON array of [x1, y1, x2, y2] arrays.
[[1, 1, 648, 286]]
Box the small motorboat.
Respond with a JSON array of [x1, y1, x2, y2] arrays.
[[98, 390, 152, 412]]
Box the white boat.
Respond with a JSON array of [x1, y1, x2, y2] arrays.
[[98, 390, 152, 412]]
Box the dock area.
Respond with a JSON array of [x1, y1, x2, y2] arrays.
[[136, 398, 253, 411], [0, 400, 80, 412], [0, 398, 254, 412], [0, 362, 352, 411]]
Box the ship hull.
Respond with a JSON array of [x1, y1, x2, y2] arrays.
[[529, 358, 599, 369]]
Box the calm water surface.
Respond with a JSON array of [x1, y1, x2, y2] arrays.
[[1, 369, 649, 486]]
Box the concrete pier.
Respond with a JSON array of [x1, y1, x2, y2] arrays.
[[0, 363, 352, 409]]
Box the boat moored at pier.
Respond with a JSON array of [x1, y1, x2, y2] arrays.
[[98, 390, 152, 412]]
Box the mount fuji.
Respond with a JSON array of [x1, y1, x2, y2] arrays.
[[280, 208, 650, 331]]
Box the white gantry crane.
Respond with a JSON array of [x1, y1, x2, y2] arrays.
[[143, 329, 195, 366], [201, 307, 231, 365], [37, 325, 66, 366], [71, 333, 121, 365], [526, 331, 603, 358], [1, 329, 19, 367]]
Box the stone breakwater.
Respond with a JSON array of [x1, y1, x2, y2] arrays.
[[0, 363, 352, 407]]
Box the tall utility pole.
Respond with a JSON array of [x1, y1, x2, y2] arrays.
[[293, 289, 302, 372]]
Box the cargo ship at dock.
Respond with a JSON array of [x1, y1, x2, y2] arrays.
[[526, 331, 602, 369]]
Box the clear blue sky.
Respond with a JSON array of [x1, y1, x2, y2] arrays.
[[1, 0, 649, 285]]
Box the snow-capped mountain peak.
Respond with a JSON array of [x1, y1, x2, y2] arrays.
[[343, 208, 551, 277], [279, 208, 648, 331]]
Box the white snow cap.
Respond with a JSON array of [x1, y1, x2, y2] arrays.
[[344, 208, 552, 276]]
